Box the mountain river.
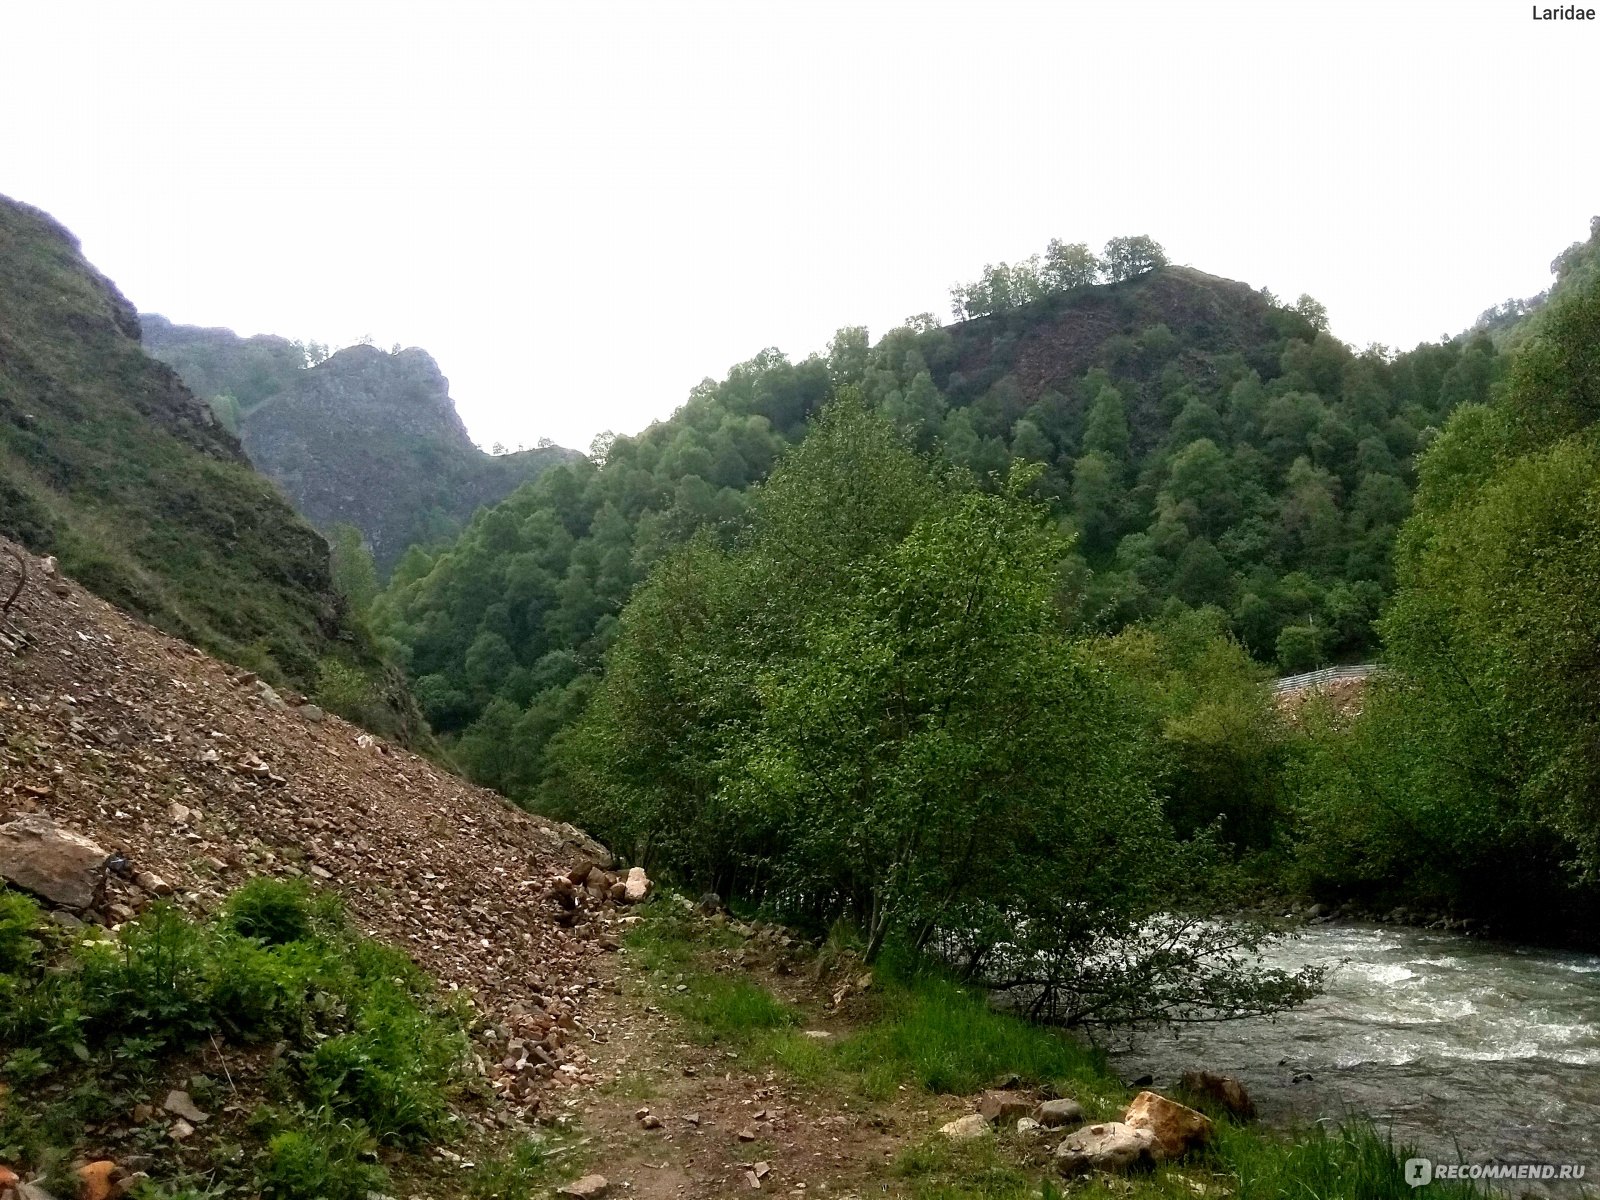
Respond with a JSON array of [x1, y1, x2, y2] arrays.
[[1107, 923, 1600, 1192]]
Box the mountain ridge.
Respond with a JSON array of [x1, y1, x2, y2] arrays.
[[0, 193, 415, 736], [141, 318, 580, 573]]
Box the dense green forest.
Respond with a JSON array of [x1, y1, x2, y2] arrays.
[[547, 217, 1600, 947], [1290, 216, 1600, 937], [373, 235, 1500, 800], [551, 398, 1320, 1021]]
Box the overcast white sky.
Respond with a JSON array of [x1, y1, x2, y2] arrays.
[[3, 1, 1595, 451]]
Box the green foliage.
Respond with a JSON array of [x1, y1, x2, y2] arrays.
[[1101, 234, 1168, 283], [260, 1116, 387, 1200], [0, 878, 467, 1188], [377, 247, 1503, 801], [314, 657, 388, 732], [327, 522, 379, 613], [574, 404, 1317, 1025], [837, 951, 1111, 1097], [1289, 271, 1600, 933], [0, 886, 43, 973], [223, 876, 317, 945], [1093, 610, 1286, 847], [465, 1137, 558, 1200]]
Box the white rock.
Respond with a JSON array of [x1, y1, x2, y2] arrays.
[[623, 866, 651, 903], [1054, 1121, 1156, 1176], [938, 1113, 992, 1141]]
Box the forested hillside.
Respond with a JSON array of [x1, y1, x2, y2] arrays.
[[1292, 216, 1600, 937], [374, 236, 1499, 800], [0, 194, 420, 740], [142, 318, 576, 572]]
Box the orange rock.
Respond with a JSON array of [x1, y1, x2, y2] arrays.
[[0, 1163, 20, 1189], [78, 1160, 120, 1200], [1122, 1090, 1213, 1161]]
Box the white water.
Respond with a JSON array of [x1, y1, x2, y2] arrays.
[[1108, 923, 1600, 1192]]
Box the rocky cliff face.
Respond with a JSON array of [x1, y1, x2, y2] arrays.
[[141, 325, 578, 573], [0, 193, 398, 713]]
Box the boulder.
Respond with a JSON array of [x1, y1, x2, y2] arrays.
[[937, 1114, 991, 1141], [558, 1176, 608, 1199], [0, 1165, 17, 1189], [1122, 1090, 1213, 1161], [1035, 1097, 1085, 1128], [623, 866, 651, 903], [1054, 1121, 1156, 1176], [1178, 1070, 1256, 1120], [976, 1090, 1034, 1124], [0, 814, 108, 908]]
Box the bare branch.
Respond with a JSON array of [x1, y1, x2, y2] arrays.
[[1, 545, 26, 619]]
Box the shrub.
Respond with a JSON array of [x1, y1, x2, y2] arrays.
[[223, 877, 315, 945], [0, 886, 43, 973], [0, 878, 470, 1185], [260, 1118, 388, 1200]]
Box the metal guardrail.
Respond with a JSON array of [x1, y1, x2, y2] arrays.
[[1270, 663, 1379, 694]]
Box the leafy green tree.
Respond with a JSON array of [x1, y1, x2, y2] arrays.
[[1009, 418, 1053, 464], [559, 402, 1317, 1026], [1081, 385, 1131, 465], [1294, 294, 1330, 332], [1274, 622, 1324, 673], [328, 523, 380, 614], [1042, 239, 1101, 289], [827, 326, 871, 389], [1070, 452, 1123, 555], [1161, 438, 1237, 536], [1102, 235, 1168, 282]]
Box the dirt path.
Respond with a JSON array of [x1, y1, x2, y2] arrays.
[[558, 920, 971, 1199]]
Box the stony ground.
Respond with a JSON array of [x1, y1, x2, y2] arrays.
[[560, 926, 968, 1199], [0, 540, 617, 1119]]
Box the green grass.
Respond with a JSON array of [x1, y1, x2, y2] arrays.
[[835, 953, 1115, 1103], [0, 879, 472, 1198], [622, 912, 1119, 1107], [464, 1135, 561, 1199], [623, 903, 1493, 1199]]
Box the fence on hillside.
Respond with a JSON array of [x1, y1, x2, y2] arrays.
[[1270, 663, 1379, 695]]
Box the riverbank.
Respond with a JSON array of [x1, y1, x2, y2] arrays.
[[1108, 919, 1600, 1195], [556, 899, 1493, 1198]]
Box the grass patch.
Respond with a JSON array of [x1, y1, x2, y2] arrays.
[[623, 902, 1493, 1200], [464, 1135, 561, 1199], [836, 950, 1114, 1104], [0, 878, 473, 1198]]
